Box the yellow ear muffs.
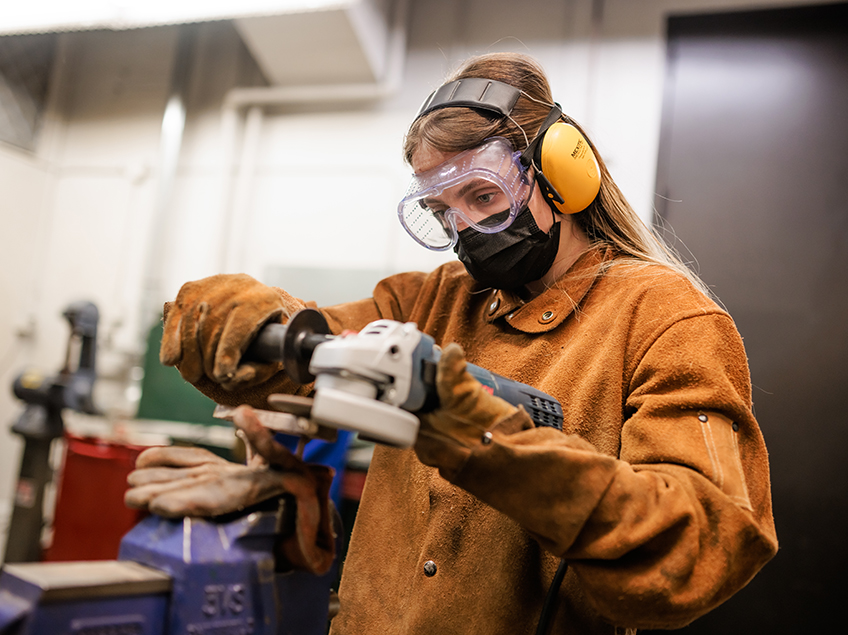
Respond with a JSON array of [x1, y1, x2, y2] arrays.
[[539, 122, 601, 214]]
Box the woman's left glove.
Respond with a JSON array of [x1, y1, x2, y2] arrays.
[[125, 406, 335, 575], [414, 343, 521, 477]]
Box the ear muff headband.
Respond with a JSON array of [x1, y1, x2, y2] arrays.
[[416, 77, 521, 119], [415, 78, 600, 215]]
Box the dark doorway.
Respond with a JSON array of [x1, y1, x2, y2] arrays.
[[650, 3, 848, 633]]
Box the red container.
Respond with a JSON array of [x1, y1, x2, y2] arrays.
[[43, 432, 151, 562]]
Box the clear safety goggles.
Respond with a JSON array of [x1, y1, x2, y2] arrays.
[[398, 137, 533, 251]]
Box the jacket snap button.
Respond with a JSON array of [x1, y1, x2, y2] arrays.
[[488, 299, 500, 314], [698, 414, 708, 422], [540, 310, 555, 323], [423, 560, 437, 577], [481, 431, 493, 445]]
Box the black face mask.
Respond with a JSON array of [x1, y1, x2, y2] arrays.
[[454, 206, 561, 290]]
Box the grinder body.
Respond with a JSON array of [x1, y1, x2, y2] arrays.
[[247, 310, 563, 447]]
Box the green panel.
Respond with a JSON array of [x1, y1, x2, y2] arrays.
[[135, 320, 218, 425]]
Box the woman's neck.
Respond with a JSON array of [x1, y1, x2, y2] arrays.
[[524, 217, 590, 298]]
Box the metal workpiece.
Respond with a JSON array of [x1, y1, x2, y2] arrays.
[[213, 402, 338, 442]]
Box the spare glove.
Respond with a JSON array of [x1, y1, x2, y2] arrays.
[[125, 405, 336, 575], [160, 273, 301, 390], [414, 342, 521, 478]]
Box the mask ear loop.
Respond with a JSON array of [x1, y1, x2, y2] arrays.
[[527, 170, 559, 235]]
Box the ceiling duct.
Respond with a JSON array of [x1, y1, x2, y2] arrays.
[[0, 1, 404, 87], [234, 0, 397, 86]]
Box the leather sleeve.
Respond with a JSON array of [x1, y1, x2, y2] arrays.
[[447, 313, 778, 630]]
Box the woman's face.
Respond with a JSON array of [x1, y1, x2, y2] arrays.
[[411, 143, 556, 233]]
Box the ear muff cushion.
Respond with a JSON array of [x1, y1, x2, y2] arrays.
[[539, 122, 601, 214]]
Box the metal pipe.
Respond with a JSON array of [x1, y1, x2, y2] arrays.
[[216, 0, 409, 272], [139, 24, 196, 337], [224, 105, 265, 272]]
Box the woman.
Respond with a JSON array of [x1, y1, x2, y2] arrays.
[[129, 53, 777, 634]]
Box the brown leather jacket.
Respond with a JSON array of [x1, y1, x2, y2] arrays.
[[204, 246, 778, 634]]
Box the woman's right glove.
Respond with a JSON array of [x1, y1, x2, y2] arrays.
[[159, 273, 302, 390], [414, 343, 522, 479]]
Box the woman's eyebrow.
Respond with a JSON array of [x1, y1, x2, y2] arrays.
[[456, 178, 491, 197], [423, 179, 495, 209]]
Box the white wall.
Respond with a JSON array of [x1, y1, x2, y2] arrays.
[[0, 0, 835, 558]]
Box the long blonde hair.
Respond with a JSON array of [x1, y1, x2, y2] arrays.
[[403, 52, 710, 297]]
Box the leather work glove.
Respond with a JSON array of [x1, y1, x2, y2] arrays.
[[414, 343, 520, 478], [125, 406, 336, 575], [160, 273, 299, 390]]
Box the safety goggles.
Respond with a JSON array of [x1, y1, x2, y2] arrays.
[[398, 137, 533, 251]]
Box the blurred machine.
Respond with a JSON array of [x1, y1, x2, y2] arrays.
[[4, 301, 101, 564]]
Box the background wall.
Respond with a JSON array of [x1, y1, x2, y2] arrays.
[[0, 0, 836, 562]]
